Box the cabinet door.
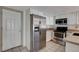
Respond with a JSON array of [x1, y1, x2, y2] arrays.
[[46, 30, 51, 42], [55, 14, 67, 19], [46, 17, 54, 25], [66, 42, 79, 52], [46, 30, 54, 42], [67, 12, 77, 25], [46, 17, 49, 25], [33, 16, 40, 25], [41, 18, 46, 25], [77, 11, 79, 25], [2, 9, 21, 51]]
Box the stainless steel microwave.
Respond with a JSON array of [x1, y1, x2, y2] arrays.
[[56, 18, 67, 24]]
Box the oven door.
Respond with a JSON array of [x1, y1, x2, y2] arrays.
[[54, 32, 64, 38]]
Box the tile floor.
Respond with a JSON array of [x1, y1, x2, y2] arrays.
[[4, 47, 29, 52], [39, 41, 65, 52], [4, 41, 65, 52]]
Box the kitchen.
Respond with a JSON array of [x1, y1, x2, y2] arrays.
[[25, 7, 79, 52], [0, 6, 79, 52]]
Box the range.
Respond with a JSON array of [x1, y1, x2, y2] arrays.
[[54, 18, 68, 45]]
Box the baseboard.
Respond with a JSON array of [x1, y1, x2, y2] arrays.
[[2, 45, 22, 52]]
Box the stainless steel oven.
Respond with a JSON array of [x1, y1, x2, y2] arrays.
[[54, 32, 64, 38], [54, 27, 67, 45]]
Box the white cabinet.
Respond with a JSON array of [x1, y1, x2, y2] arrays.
[[0, 7, 22, 51], [67, 12, 77, 25], [67, 12, 79, 30], [66, 42, 79, 52], [46, 16, 54, 25], [46, 30, 54, 42], [66, 31, 79, 52], [55, 14, 67, 19], [76, 12, 79, 25], [40, 18, 46, 25]]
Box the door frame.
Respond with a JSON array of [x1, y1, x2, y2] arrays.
[[1, 6, 23, 51]]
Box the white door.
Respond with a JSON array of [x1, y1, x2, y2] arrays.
[[2, 9, 21, 51]]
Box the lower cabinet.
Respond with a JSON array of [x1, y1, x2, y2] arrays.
[[46, 30, 54, 42], [66, 42, 79, 52]]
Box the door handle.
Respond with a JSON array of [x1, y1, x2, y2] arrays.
[[40, 31, 41, 35]]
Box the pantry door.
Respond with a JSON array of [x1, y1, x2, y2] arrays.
[[2, 9, 22, 51]]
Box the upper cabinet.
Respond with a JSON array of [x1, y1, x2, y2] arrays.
[[76, 12, 79, 25], [40, 18, 46, 25], [46, 16, 54, 25], [67, 12, 77, 25], [55, 14, 67, 19]]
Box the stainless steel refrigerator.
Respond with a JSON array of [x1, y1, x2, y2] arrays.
[[30, 14, 46, 52]]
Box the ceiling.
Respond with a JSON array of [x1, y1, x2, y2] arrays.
[[6, 6, 79, 16]]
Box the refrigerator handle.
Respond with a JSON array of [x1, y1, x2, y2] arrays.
[[40, 31, 41, 35]]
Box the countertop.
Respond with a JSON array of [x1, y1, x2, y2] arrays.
[[46, 25, 55, 31], [65, 29, 79, 45], [65, 33, 79, 45], [46, 28, 55, 31]]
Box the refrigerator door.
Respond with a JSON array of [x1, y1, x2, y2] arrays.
[[40, 29, 46, 49], [33, 26, 40, 51]]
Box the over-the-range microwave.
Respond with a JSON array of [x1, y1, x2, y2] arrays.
[[56, 18, 67, 25]]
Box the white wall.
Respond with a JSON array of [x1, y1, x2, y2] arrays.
[[25, 9, 31, 50], [22, 11, 26, 47], [22, 9, 31, 50]]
